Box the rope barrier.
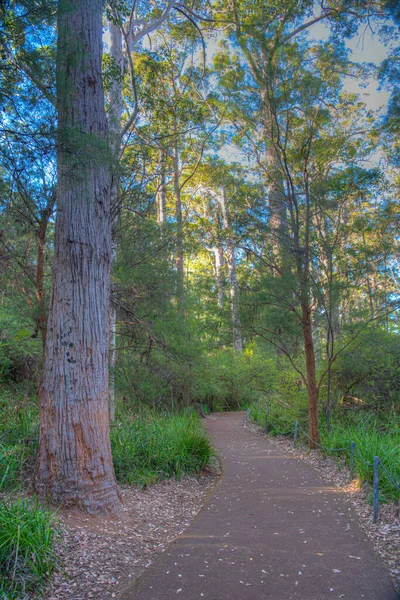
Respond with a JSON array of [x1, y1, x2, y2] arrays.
[[379, 460, 400, 493], [354, 444, 374, 468], [297, 423, 348, 452], [246, 409, 400, 522]]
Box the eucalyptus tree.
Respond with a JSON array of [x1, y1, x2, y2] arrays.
[[36, 0, 122, 514], [133, 25, 218, 306]]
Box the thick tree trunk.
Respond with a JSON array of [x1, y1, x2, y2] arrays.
[[107, 19, 124, 422], [259, 84, 287, 264], [35, 0, 122, 514]]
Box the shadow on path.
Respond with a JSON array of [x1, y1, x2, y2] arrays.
[[120, 412, 398, 600]]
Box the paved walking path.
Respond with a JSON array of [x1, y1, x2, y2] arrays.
[[120, 412, 398, 600]]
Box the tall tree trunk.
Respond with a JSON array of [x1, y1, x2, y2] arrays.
[[157, 147, 167, 225], [173, 141, 184, 304], [35, 199, 55, 355], [35, 219, 48, 350], [300, 177, 320, 447], [212, 244, 224, 309], [220, 188, 242, 352], [301, 302, 320, 447], [107, 19, 124, 421], [36, 0, 122, 514], [260, 81, 287, 265]]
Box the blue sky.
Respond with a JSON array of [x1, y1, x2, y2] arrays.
[[308, 21, 391, 111]]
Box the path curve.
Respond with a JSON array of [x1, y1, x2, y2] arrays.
[[120, 412, 398, 600]]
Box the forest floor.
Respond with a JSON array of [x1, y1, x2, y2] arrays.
[[117, 412, 398, 600], [45, 469, 219, 600]]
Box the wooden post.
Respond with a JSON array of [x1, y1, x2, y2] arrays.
[[294, 421, 299, 448], [349, 441, 355, 481], [373, 456, 379, 523]]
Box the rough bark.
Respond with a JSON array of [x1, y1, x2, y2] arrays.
[[35, 0, 122, 514], [108, 18, 124, 422]]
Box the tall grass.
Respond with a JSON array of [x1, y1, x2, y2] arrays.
[[0, 390, 38, 491], [111, 409, 212, 486], [320, 414, 400, 502], [0, 497, 59, 599]]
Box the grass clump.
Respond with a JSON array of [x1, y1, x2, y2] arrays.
[[0, 388, 38, 492], [0, 497, 59, 599], [320, 414, 400, 503], [111, 409, 212, 486]]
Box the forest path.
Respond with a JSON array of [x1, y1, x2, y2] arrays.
[[120, 412, 398, 600]]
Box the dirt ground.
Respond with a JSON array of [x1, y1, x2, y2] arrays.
[[45, 467, 219, 600]]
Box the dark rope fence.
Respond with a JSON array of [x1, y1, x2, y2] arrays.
[[244, 409, 400, 523]]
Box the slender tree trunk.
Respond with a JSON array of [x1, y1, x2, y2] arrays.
[[325, 252, 334, 432], [212, 244, 224, 309], [108, 19, 124, 421], [301, 302, 320, 447], [36, 0, 122, 514], [301, 177, 320, 446], [35, 219, 48, 350], [157, 147, 167, 225], [35, 199, 55, 355], [173, 141, 184, 304], [220, 188, 242, 351]]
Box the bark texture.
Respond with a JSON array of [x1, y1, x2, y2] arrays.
[[108, 18, 124, 422], [36, 0, 122, 514]]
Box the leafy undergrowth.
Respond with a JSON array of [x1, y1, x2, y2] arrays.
[[0, 497, 59, 599], [319, 415, 400, 503], [0, 387, 38, 492], [111, 408, 213, 486]]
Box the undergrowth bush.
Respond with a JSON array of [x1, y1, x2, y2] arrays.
[[111, 408, 212, 486], [0, 388, 38, 492], [0, 497, 59, 599], [320, 413, 400, 503]]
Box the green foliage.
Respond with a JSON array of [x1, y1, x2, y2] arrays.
[[0, 497, 59, 599], [0, 308, 41, 384], [110, 408, 212, 486], [248, 354, 308, 432], [0, 388, 38, 492], [332, 330, 400, 410], [320, 412, 400, 503]]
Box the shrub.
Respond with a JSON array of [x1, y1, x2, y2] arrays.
[[111, 409, 212, 486], [0, 497, 59, 599], [0, 390, 38, 492]]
